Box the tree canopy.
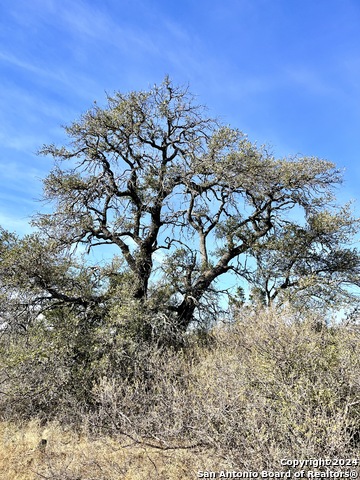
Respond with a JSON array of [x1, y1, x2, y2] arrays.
[[2, 77, 360, 337]]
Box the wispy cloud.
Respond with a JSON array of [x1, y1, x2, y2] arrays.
[[0, 51, 51, 78], [52, 0, 162, 58], [0, 49, 105, 104], [285, 67, 340, 97], [0, 211, 33, 234], [0, 160, 44, 209], [0, 133, 39, 153]]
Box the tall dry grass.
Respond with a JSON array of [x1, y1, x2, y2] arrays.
[[1, 306, 360, 477], [0, 420, 223, 479]]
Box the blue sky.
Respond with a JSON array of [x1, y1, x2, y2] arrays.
[[1, 0, 360, 235]]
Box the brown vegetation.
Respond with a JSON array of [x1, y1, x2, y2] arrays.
[[0, 420, 221, 479], [1, 306, 360, 478]]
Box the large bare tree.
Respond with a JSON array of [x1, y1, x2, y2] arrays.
[[28, 77, 357, 330]]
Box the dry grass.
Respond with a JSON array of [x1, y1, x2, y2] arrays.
[[0, 420, 225, 480], [2, 306, 360, 477]]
